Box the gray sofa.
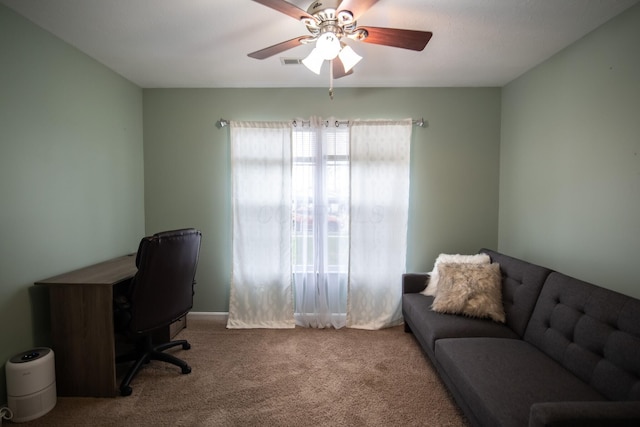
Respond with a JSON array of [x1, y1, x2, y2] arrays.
[[402, 248, 640, 427]]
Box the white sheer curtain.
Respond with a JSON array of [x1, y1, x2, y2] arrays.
[[227, 121, 294, 328], [292, 117, 350, 328], [227, 118, 412, 330], [347, 119, 413, 329]]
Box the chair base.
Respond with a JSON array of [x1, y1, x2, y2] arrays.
[[116, 335, 192, 396]]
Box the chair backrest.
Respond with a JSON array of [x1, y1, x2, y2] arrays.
[[128, 228, 202, 334]]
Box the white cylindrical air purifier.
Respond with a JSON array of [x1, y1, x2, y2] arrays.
[[5, 347, 56, 423]]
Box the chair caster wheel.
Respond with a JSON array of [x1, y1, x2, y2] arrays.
[[120, 386, 133, 396], [183, 342, 191, 350], [182, 365, 192, 374]]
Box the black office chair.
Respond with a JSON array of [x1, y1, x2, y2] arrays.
[[114, 228, 202, 396]]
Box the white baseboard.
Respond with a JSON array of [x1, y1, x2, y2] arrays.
[[188, 312, 228, 321]]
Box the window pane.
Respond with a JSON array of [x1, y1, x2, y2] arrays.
[[291, 127, 349, 268]]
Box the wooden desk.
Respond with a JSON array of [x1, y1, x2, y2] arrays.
[[36, 255, 138, 397]]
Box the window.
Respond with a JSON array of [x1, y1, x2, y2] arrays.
[[228, 118, 412, 330]]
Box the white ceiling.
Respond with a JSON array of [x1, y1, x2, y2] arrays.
[[2, 0, 637, 88]]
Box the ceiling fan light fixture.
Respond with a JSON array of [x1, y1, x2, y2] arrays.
[[338, 45, 362, 72], [302, 48, 325, 74], [316, 32, 341, 60]]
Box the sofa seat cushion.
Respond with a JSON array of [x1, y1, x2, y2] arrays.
[[403, 293, 518, 355], [435, 337, 605, 427]]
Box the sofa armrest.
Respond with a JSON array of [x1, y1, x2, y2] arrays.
[[529, 401, 640, 427], [402, 273, 430, 294]]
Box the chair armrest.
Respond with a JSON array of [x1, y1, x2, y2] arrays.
[[402, 273, 430, 294], [529, 401, 640, 427]]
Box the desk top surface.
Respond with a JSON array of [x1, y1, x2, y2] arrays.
[[35, 254, 137, 286]]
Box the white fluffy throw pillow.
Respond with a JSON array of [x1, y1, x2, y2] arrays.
[[431, 262, 505, 323], [420, 253, 491, 296]]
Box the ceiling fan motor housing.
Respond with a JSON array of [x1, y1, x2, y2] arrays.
[[304, 0, 355, 37], [306, 0, 341, 17]]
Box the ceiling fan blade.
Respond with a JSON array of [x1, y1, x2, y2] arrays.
[[248, 36, 313, 59], [338, 0, 379, 20], [252, 0, 315, 21], [332, 58, 354, 79], [356, 26, 433, 51]]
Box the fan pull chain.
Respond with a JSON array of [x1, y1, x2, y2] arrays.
[[329, 60, 334, 100]]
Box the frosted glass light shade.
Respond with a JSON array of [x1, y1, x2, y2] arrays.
[[302, 48, 325, 74], [338, 45, 362, 72], [303, 34, 361, 75], [316, 32, 341, 60]]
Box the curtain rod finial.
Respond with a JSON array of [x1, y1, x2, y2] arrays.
[[413, 118, 427, 127], [216, 118, 228, 129]]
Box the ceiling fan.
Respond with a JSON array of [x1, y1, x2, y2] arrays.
[[248, 0, 433, 82]]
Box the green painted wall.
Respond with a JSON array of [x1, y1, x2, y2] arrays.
[[0, 5, 144, 402], [142, 87, 502, 313], [499, 4, 640, 298]]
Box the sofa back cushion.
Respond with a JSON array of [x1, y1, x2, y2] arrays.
[[479, 249, 552, 336], [524, 272, 640, 401]]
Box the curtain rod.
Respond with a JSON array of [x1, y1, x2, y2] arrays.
[[215, 118, 426, 129]]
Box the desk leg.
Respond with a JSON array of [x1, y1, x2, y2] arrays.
[[48, 285, 116, 397]]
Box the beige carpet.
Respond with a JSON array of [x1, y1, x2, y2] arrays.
[[26, 318, 469, 426]]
